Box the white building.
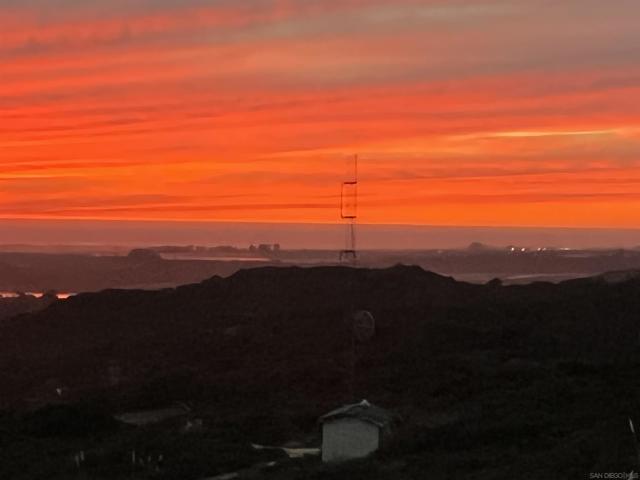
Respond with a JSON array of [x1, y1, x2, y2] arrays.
[[319, 400, 397, 463]]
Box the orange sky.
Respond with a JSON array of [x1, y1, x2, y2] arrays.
[[2, 0, 640, 227]]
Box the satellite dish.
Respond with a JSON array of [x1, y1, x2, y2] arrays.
[[352, 310, 375, 343]]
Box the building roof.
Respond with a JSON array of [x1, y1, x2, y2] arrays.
[[319, 400, 398, 428]]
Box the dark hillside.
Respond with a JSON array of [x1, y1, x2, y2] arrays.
[[0, 294, 56, 321], [0, 266, 480, 408], [2, 266, 640, 478]]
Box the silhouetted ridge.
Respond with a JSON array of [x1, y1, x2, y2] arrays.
[[2, 264, 640, 428]]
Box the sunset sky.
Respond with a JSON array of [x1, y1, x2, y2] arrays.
[[2, 0, 640, 228]]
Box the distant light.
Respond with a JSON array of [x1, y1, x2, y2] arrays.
[[521, 248, 526, 252], [510, 247, 515, 252]]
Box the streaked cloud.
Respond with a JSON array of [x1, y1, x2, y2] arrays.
[[2, 1, 640, 226]]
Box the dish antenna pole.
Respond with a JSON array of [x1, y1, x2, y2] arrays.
[[340, 154, 358, 264], [347, 310, 376, 400]]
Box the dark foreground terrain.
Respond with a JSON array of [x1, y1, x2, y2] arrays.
[[0, 293, 57, 321], [2, 265, 640, 479]]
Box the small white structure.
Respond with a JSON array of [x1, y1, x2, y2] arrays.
[[319, 400, 397, 463]]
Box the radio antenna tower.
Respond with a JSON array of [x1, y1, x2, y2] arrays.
[[340, 154, 358, 264]]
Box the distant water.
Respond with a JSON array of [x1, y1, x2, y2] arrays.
[[452, 273, 590, 285], [0, 292, 75, 299]]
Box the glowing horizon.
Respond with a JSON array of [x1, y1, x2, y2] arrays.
[[2, 0, 640, 228]]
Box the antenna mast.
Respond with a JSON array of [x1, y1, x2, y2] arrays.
[[340, 154, 358, 264]]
